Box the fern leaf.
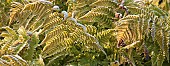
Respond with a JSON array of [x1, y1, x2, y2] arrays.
[[42, 38, 73, 58], [2, 26, 18, 39], [151, 16, 158, 41], [90, 7, 115, 18], [40, 17, 63, 33], [69, 29, 84, 42], [79, 12, 112, 25], [85, 25, 97, 35], [0, 58, 10, 66], [2, 55, 23, 66], [90, 0, 118, 7], [33, 55, 45, 66], [11, 2, 23, 9], [166, 30, 170, 62], [126, 6, 142, 14], [42, 46, 66, 58], [122, 41, 140, 49], [43, 12, 61, 26], [97, 29, 116, 45], [45, 31, 69, 46], [24, 33, 39, 60], [14, 41, 28, 54], [115, 16, 142, 48], [120, 15, 139, 20], [46, 52, 68, 66], [157, 53, 165, 66], [13, 55, 29, 66], [9, 2, 23, 25], [17, 26, 29, 40], [1, 42, 12, 55], [40, 24, 69, 45], [1, 55, 28, 66], [150, 5, 168, 16], [22, 1, 52, 14], [0, 32, 12, 40]]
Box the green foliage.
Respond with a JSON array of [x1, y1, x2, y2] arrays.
[[0, 0, 170, 66]]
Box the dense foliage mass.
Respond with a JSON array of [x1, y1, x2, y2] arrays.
[[0, 0, 170, 66]]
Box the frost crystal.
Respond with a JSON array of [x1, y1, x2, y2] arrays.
[[52, 6, 60, 11], [61, 11, 68, 20], [39, 0, 52, 5]]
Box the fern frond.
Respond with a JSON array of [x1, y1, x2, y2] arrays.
[[150, 5, 168, 16], [0, 58, 10, 66], [115, 17, 142, 48], [28, 9, 52, 32], [46, 51, 68, 66], [90, 7, 115, 18], [13, 40, 28, 55], [85, 25, 97, 35], [97, 29, 116, 38], [40, 17, 63, 33], [22, 1, 52, 14], [9, 2, 23, 25], [11, 2, 24, 9], [126, 6, 142, 14], [2, 55, 23, 66], [122, 41, 140, 49], [42, 38, 73, 58], [43, 12, 62, 25], [1, 55, 28, 66], [97, 29, 116, 44], [2, 26, 18, 39], [166, 30, 170, 62], [23, 33, 39, 60], [0, 32, 12, 41], [40, 24, 70, 45], [120, 15, 139, 20], [17, 26, 28, 39], [79, 12, 112, 24], [151, 16, 158, 41], [75, 7, 91, 19], [70, 29, 84, 40], [90, 0, 118, 7], [12, 55, 28, 66], [74, 4, 89, 11], [0, 42, 12, 55], [9, 0, 54, 32], [45, 31, 69, 46]]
